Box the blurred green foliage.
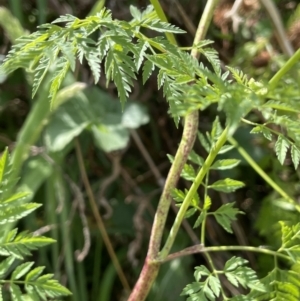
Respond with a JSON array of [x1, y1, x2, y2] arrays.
[[0, 0, 300, 300]]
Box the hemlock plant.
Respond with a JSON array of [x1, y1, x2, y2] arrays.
[[1, 1, 300, 300]]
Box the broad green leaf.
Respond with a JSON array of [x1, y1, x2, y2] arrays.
[[211, 159, 240, 170], [92, 125, 129, 152], [18, 157, 53, 200], [275, 135, 290, 165], [208, 178, 245, 193], [121, 103, 149, 128], [0, 7, 28, 43], [212, 203, 243, 233], [45, 87, 149, 152], [45, 87, 91, 151]]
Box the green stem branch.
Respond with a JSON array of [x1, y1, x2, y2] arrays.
[[160, 126, 228, 259], [164, 244, 290, 262], [269, 48, 300, 89]]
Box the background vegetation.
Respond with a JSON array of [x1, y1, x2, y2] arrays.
[[0, 0, 300, 300]]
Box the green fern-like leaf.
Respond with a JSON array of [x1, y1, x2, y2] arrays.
[[210, 202, 243, 233], [0, 5, 188, 109], [181, 265, 221, 301], [0, 263, 72, 300], [49, 57, 70, 106], [291, 145, 300, 169], [0, 149, 70, 300], [224, 257, 266, 291], [227, 66, 249, 86], [0, 229, 55, 259], [275, 135, 290, 165], [208, 178, 245, 193]]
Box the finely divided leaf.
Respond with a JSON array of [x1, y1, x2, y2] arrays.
[[142, 20, 186, 33], [32, 56, 51, 98], [0, 203, 41, 224], [188, 150, 205, 166], [182, 266, 221, 301], [129, 5, 142, 20], [194, 212, 205, 229], [212, 203, 242, 233], [211, 159, 240, 170], [0, 230, 55, 259], [0, 149, 8, 184], [11, 262, 35, 280], [49, 57, 70, 107], [1, 191, 30, 204], [291, 145, 300, 169], [10, 284, 22, 301], [208, 178, 245, 193], [250, 125, 272, 141], [142, 60, 154, 84], [275, 135, 290, 165], [218, 145, 235, 154], [171, 188, 186, 203], [134, 41, 149, 71], [0, 256, 15, 278], [181, 164, 196, 181]]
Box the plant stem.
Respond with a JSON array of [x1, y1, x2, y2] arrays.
[[164, 244, 290, 262], [268, 48, 300, 89], [160, 126, 228, 259], [150, 0, 177, 45], [127, 1, 219, 300], [74, 139, 131, 293], [228, 137, 300, 212]]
